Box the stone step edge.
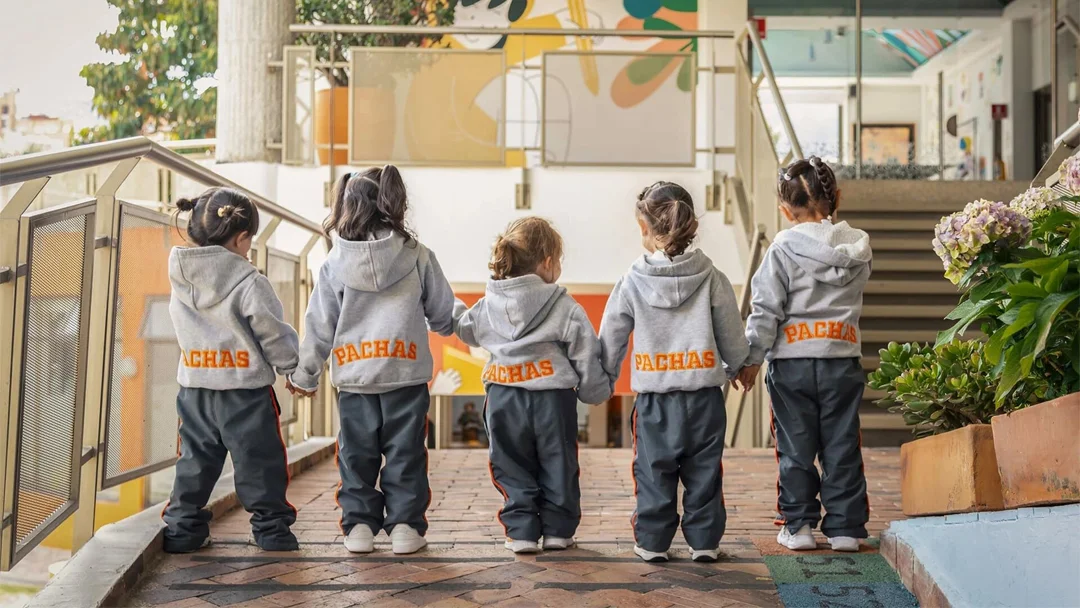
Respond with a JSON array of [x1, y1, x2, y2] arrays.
[[26, 436, 337, 608]]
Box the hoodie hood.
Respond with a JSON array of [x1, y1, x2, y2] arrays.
[[628, 249, 713, 309], [169, 246, 258, 310], [775, 220, 872, 287], [327, 232, 419, 292], [483, 275, 565, 340]]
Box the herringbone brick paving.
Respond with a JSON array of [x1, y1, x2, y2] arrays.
[[122, 448, 902, 607]]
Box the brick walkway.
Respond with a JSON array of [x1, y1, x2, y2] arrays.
[[123, 448, 902, 607]]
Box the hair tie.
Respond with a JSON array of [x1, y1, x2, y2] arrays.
[[809, 156, 821, 167], [217, 205, 233, 218], [782, 172, 793, 181]]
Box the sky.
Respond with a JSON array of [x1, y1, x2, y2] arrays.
[[0, 0, 120, 128]]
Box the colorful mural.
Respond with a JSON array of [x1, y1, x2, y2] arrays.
[[346, 0, 699, 167]]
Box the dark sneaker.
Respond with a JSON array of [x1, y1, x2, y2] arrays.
[[255, 532, 300, 551], [163, 536, 211, 554]]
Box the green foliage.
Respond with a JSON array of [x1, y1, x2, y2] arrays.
[[75, 0, 217, 145], [867, 341, 1023, 438], [295, 0, 456, 87], [935, 204, 1080, 406]]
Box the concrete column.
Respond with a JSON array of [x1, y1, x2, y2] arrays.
[[216, 0, 294, 162], [1004, 18, 1035, 181]]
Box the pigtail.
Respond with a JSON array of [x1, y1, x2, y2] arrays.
[[809, 156, 838, 216], [323, 172, 354, 238], [377, 164, 412, 241]]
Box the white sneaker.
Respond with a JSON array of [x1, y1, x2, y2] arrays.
[[390, 525, 427, 554], [343, 525, 374, 553], [633, 545, 669, 563], [691, 548, 719, 563], [828, 536, 860, 552], [505, 539, 541, 554], [777, 525, 817, 551], [542, 536, 575, 550]]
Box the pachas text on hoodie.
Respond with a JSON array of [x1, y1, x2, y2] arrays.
[[168, 246, 300, 390], [453, 275, 611, 405], [599, 249, 748, 394], [745, 219, 873, 365], [292, 232, 455, 393]]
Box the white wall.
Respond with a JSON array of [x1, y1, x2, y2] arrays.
[[213, 162, 744, 288]]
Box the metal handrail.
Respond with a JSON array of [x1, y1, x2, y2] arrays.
[[1055, 119, 1080, 149], [289, 23, 735, 39], [744, 24, 804, 161], [0, 136, 321, 235]]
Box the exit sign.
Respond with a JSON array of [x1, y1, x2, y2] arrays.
[[992, 104, 1008, 120]]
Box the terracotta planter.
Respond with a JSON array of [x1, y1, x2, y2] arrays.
[[991, 392, 1080, 508], [314, 86, 396, 165], [900, 424, 1004, 516]]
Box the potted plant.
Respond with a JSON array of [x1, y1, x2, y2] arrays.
[[868, 341, 1007, 516], [871, 169, 1080, 515], [295, 0, 456, 164], [931, 164, 1079, 509]]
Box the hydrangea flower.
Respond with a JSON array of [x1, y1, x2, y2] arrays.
[[1060, 154, 1080, 194], [1009, 186, 1062, 221], [932, 199, 1031, 284]]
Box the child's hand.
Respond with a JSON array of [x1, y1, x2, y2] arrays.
[[735, 365, 761, 391], [285, 377, 316, 398]]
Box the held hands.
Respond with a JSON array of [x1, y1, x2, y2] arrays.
[[733, 364, 762, 391], [286, 377, 316, 398]]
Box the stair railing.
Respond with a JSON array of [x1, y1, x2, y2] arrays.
[[725, 22, 805, 448], [0, 137, 331, 570]]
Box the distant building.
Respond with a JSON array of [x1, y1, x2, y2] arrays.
[[0, 90, 72, 156]]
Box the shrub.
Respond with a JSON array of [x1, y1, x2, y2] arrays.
[[868, 340, 1013, 437]]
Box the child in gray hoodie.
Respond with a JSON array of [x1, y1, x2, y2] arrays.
[[599, 182, 749, 564], [739, 156, 872, 553], [290, 166, 455, 556], [454, 217, 610, 554], [165, 188, 300, 553]]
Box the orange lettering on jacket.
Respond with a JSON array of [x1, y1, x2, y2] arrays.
[[634, 350, 717, 372], [783, 321, 859, 344], [334, 340, 420, 366], [482, 360, 555, 384], [182, 349, 250, 368]]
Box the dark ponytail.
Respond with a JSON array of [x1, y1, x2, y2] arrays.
[[635, 181, 699, 258], [323, 164, 412, 243], [777, 155, 838, 217], [173, 187, 260, 247]]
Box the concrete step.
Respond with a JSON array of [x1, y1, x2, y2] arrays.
[[871, 235, 936, 251], [872, 254, 944, 272], [844, 211, 946, 232], [863, 304, 956, 318], [863, 329, 946, 343], [865, 280, 960, 295], [838, 180, 1027, 213], [859, 411, 909, 431]]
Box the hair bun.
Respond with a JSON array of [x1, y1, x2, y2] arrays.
[[175, 197, 197, 212]]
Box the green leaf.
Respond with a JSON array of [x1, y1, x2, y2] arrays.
[[945, 299, 978, 321], [995, 346, 1023, 405], [986, 301, 1038, 363], [1042, 260, 1069, 293], [936, 298, 996, 347], [1003, 257, 1067, 276], [1032, 292, 1079, 358], [626, 54, 674, 85], [1006, 282, 1048, 299], [968, 277, 1006, 304]]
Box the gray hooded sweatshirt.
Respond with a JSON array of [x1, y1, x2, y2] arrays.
[[598, 249, 748, 394], [292, 232, 455, 393], [168, 246, 299, 390], [453, 275, 610, 405], [745, 219, 872, 365]]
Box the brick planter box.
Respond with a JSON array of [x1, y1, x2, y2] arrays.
[[900, 424, 1005, 516], [991, 392, 1080, 508]]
